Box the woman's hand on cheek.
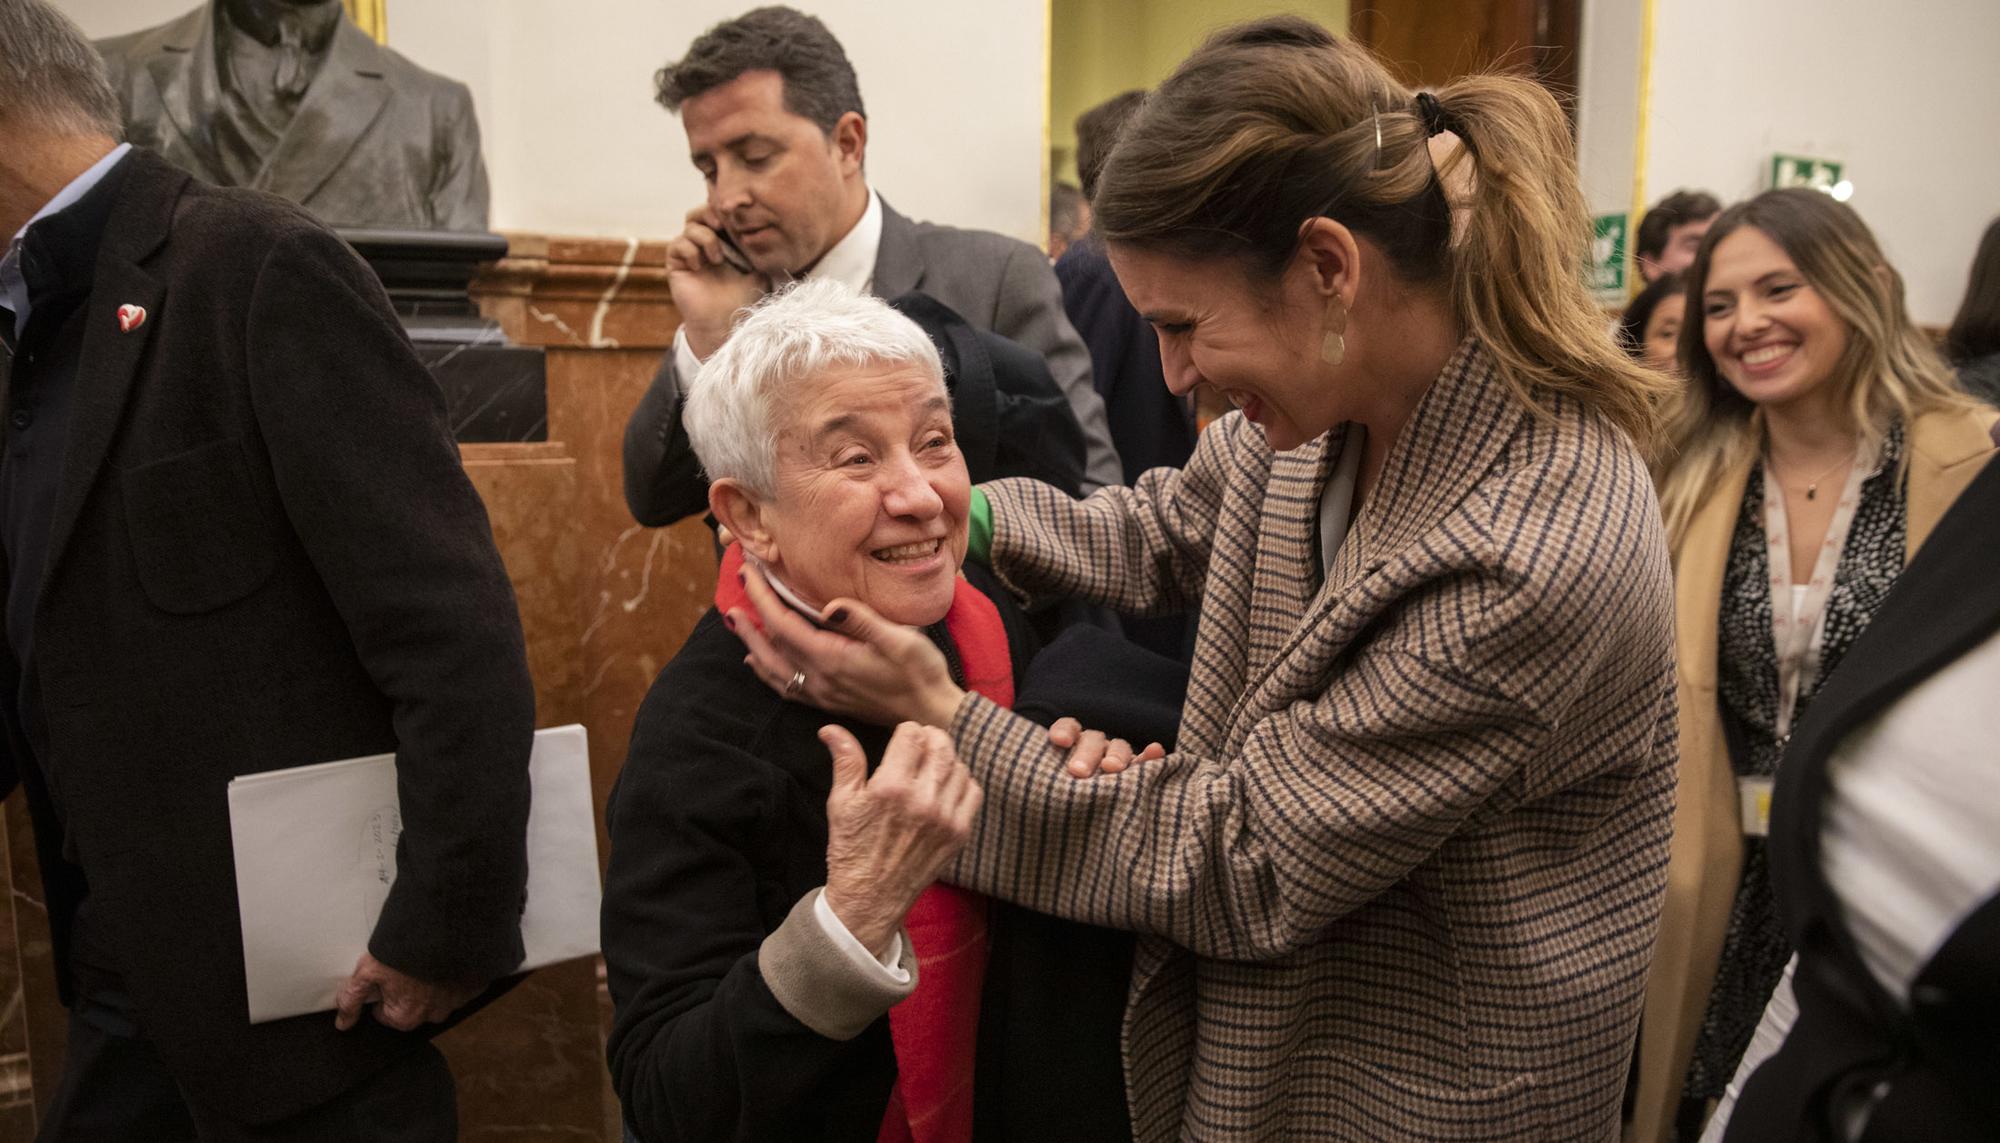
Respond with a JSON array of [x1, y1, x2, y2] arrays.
[[736, 564, 967, 728]]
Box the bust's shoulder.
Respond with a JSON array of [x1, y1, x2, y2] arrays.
[[355, 33, 477, 109], [95, 9, 203, 70]]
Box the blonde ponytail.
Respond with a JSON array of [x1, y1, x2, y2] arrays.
[[1435, 76, 1670, 444]]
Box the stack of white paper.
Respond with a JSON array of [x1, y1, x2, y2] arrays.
[[229, 724, 602, 1024]]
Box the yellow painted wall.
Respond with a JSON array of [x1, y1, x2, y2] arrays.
[[1051, 0, 1349, 184]]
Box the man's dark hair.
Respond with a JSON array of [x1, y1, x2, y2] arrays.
[[1616, 269, 1685, 360], [1074, 89, 1144, 200], [654, 5, 864, 134], [1635, 189, 1722, 261]]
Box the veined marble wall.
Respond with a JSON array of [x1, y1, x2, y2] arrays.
[[473, 236, 714, 871]]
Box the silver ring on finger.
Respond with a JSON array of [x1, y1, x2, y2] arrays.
[[784, 669, 807, 699]]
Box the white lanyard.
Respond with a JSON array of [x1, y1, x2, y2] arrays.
[[1761, 444, 1874, 745]]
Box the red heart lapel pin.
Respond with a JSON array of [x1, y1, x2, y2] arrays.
[[117, 303, 147, 333]]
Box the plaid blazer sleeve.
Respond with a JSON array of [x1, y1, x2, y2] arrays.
[[947, 477, 1674, 963], [979, 413, 1248, 616]]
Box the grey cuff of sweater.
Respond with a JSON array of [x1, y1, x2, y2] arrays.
[[757, 889, 918, 1041]]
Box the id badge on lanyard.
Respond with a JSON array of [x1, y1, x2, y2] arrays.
[[1747, 450, 1872, 837]]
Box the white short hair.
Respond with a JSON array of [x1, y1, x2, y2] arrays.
[[684, 278, 946, 498]]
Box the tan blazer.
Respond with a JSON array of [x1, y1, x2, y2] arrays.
[[1626, 405, 2000, 1143], [952, 341, 1680, 1141]]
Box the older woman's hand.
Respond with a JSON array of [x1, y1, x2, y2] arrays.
[[734, 564, 968, 728], [819, 722, 981, 957]]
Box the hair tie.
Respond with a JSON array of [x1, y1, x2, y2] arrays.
[[1414, 92, 1453, 138]]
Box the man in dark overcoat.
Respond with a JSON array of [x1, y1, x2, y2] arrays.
[[0, 1, 532, 1137]]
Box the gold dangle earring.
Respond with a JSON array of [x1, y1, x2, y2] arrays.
[[1321, 303, 1348, 366]]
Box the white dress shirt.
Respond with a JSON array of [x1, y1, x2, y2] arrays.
[[669, 189, 885, 393]]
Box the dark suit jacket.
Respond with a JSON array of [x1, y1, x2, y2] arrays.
[[0, 148, 532, 1123], [622, 199, 1118, 527], [1054, 238, 1193, 485], [1726, 453, 2000, 1142], [605, 564, 1131, 1143], [98, 4, 489, 231]]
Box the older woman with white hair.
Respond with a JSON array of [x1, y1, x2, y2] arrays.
[[602, 279, 1130, 1143]]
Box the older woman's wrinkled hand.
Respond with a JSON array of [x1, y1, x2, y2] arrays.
[[733, 564, 967, 728], [818, 723, 981, 957]]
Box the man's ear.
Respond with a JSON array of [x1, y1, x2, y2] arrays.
[[710, 478, 780, 562], [831, 111, 867, 176]]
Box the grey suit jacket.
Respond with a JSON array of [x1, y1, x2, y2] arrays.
[[98, 4, 488, 231], [622, 198, 1120, 526]]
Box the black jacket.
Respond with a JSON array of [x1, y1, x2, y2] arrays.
[[604, 564, 1134, 1143], [621, 293, 1086, 528], [1053, 239, 1193, 485], [0, 148, 534, 1122], [1726, 451, 2000, 1141]]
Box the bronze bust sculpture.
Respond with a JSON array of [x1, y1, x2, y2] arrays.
[[97, 0, 490, 231]]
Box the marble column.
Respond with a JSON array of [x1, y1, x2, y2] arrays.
[[440, 441, 610, 1141], [472, 235, 712, 873]]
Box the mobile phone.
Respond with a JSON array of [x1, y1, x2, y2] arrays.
[[714, 227, 756, 275]]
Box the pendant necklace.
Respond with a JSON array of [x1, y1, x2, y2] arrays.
[[1774, 453, 1855, 501]]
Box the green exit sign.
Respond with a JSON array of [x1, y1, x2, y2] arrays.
[[1591, 212, 1628, 295], [1771, 153, 1848, 196]]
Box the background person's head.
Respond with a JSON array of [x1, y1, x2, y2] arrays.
[[1944, 216, 2000, 366], [655, 6, 869, 279], [1658, 187, 1975, 539], [686, 279, 967, 628], [1074, 88, 1144, 202], [1049, 181, 1089, 261], [1635, 189, 1720, 283], [1617, 270, 1686, 373], [1090, 16, 1662, 452]]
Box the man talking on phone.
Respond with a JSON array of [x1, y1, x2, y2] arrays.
[[622, 6, 1121, 529]]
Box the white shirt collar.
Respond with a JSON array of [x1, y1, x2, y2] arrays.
[[805, 187, 882, 293], [1, 143, 134, 341]]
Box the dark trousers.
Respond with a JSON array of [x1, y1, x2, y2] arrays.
[[37, 1007, 456, 1143]]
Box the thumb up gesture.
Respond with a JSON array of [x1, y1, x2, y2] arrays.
[[818, 723, 982, 957]]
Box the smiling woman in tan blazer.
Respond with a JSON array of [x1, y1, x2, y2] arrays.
[[1631, 190, 1997, 1143], [729, 18, 1684, 1142]]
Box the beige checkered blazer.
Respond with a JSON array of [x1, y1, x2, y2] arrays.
[[948, 340, 1679, 1141]]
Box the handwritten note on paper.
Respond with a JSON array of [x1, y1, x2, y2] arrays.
[[228, 724, 602, 1023]]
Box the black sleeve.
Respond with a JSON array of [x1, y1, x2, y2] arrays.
[[243, 225, 533, 983], [622, 354, 714, 527], [986, 334, 1087, 497], [604, 631, 893, 1142]]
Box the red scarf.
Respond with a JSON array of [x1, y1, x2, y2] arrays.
[[715, 545, 1005, 1143]]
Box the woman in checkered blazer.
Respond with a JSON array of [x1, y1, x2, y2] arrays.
[[738, 17, 1680, 1141]]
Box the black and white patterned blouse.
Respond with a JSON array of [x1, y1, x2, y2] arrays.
[[1681, 423, 1909, 1124]]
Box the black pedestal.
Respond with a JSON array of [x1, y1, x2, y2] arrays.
[[340, 228, 547, 443]]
